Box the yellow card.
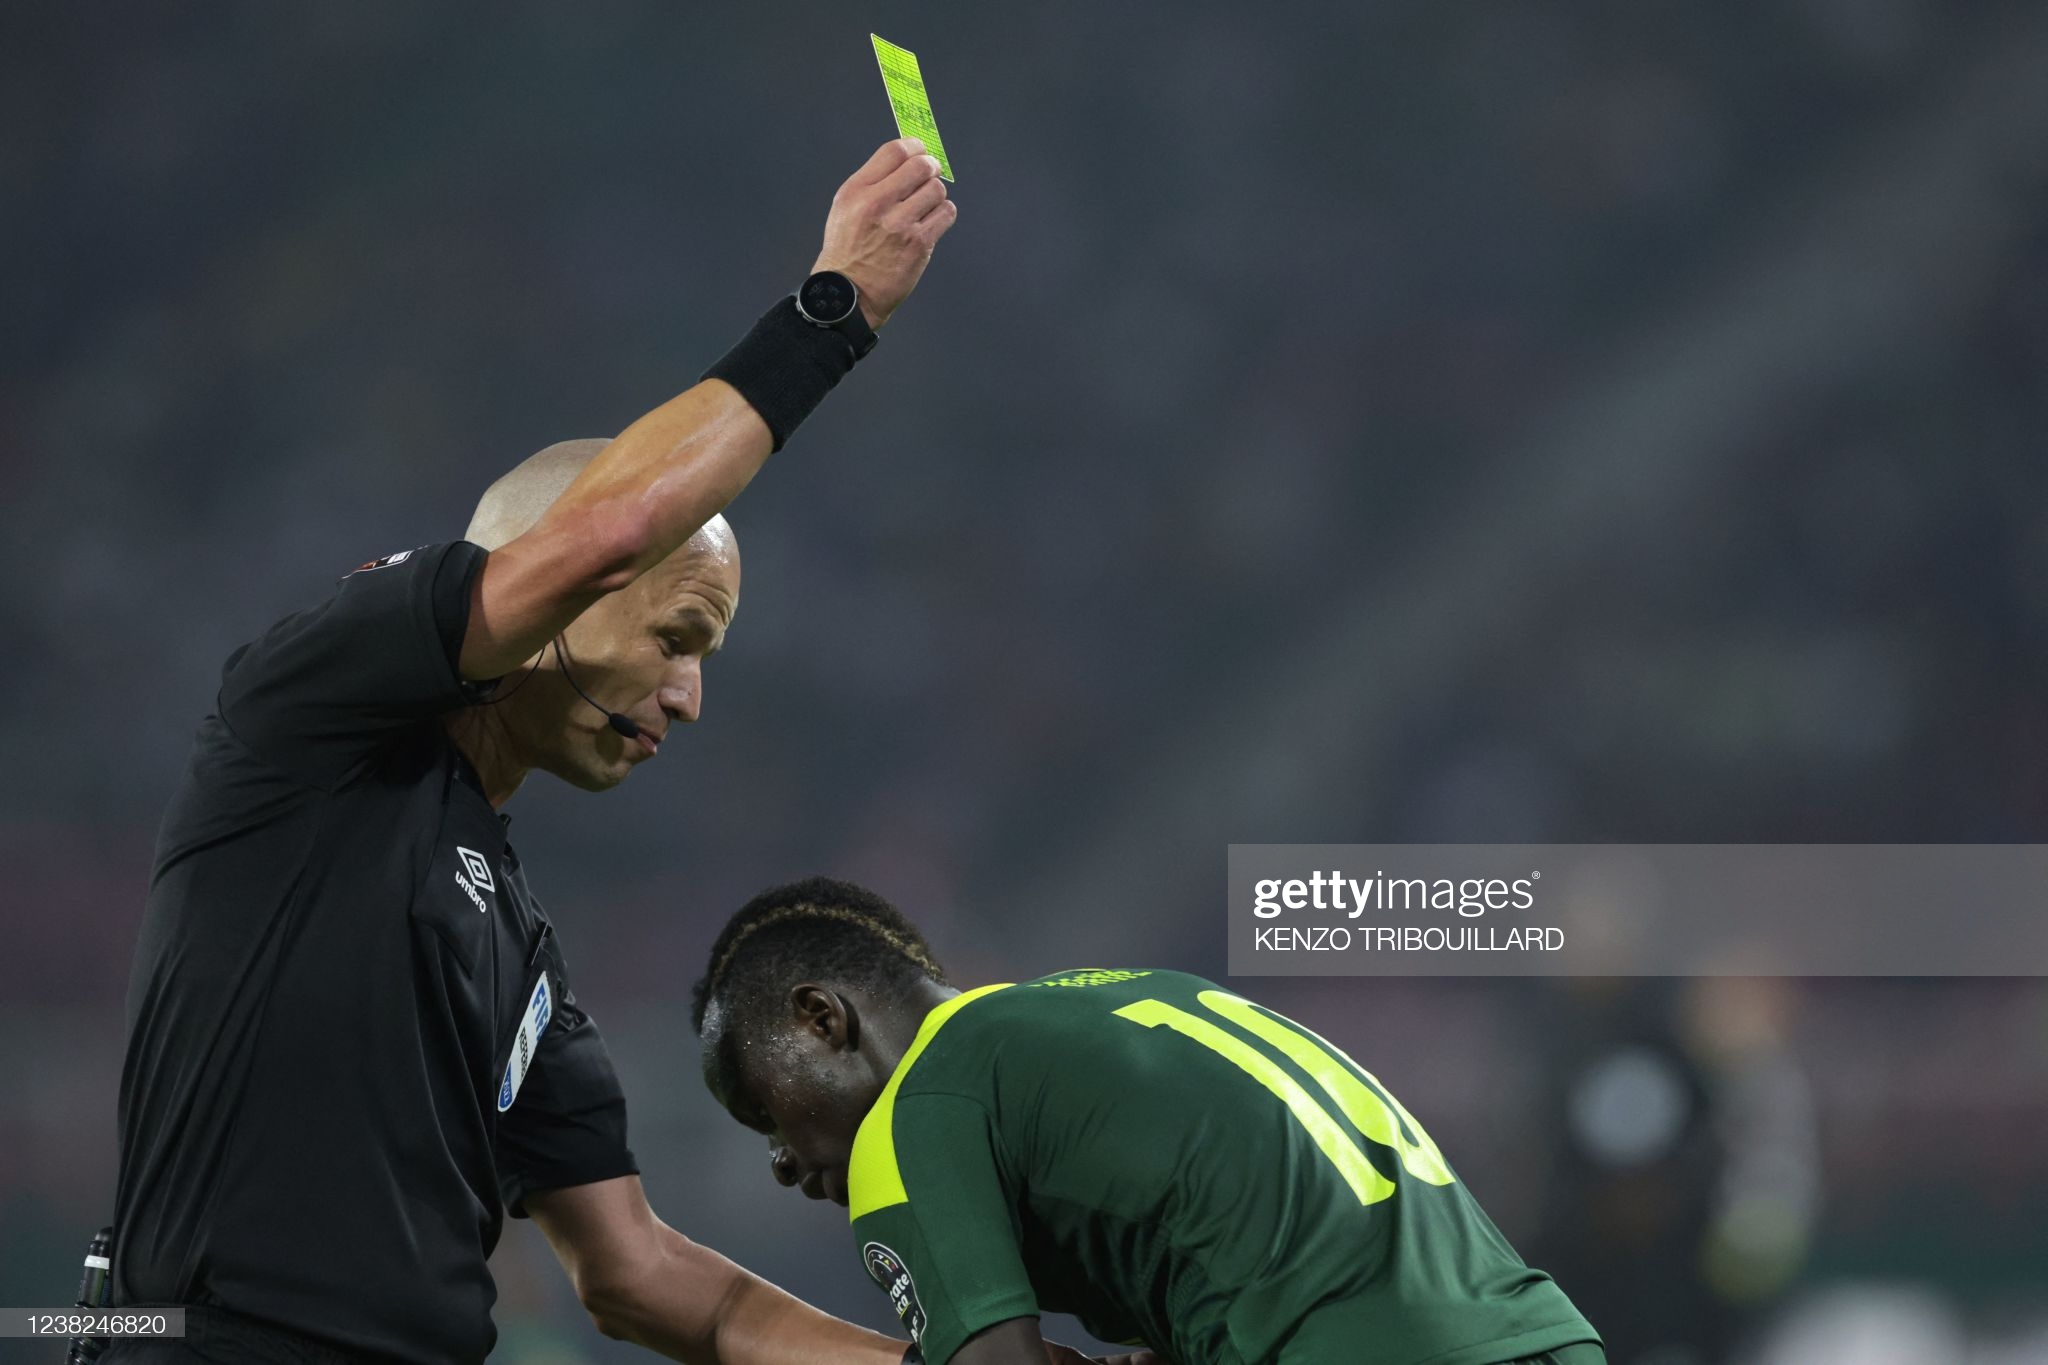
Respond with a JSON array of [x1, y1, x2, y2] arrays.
[[871, 34, 954, 182]]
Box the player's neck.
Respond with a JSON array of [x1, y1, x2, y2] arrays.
[[870, 979, 961, 1077], [442, 707, 530, 808]]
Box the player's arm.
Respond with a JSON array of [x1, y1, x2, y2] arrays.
[[951, 1317, 1051, 1365], [914, 1315, 1161, 1365], [951, 1320, 1167, 1365], [528, 1175, 908, 1365], [459, 136, 955, 682]]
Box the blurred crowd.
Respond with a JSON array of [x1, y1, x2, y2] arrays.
[[3, 1, 2045, 1361]]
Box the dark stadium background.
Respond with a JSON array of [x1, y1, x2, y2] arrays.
[[4, 2, 2047, 1362]]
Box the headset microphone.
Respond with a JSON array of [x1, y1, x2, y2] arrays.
[[552, 641, 643, 742]]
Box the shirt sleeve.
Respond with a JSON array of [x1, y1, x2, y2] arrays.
[[215, 541, 493, 784], [496, 958, 640, 1218], [850, 1093, 1039, 1365]]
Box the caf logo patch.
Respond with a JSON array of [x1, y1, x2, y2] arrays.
[[862, 1241, 927, 1343]]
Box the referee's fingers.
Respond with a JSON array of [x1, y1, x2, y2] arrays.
[[872, 151, 944, 205], [849, 136, 927, 187], [886, 174, 948, 229], [917, 196, 959, 243]]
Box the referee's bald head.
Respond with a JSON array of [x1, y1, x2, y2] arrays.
[[461, 438, 741, 792], [466, 438, 733, 559]]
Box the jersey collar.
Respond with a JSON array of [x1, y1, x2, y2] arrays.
[[846, 982, 1011, 1222]]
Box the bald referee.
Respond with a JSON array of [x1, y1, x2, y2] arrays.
[[105, 138, 957, 1365]]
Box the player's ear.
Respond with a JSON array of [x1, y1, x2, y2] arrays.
[[790, 983, 856, 1050]]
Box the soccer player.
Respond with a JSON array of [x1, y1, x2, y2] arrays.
[[692, 878, 1605, 1365]]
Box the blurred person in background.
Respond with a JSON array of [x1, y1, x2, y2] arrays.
[[1516, 978, 1816, 1365], [104, 139, 969, 1365]]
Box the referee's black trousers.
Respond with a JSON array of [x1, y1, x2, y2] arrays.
[[97, 1306, 380, 1365]]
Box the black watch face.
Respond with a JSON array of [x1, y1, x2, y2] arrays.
[[799, 272, 859, 326]]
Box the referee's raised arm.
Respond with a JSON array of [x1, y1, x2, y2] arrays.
[[462, 136, 953, 682]]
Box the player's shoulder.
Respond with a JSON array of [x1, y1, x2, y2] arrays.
[[908, 969, 1216, 1088]]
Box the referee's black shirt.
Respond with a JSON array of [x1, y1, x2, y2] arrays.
[[113, 542, 638, 1364]]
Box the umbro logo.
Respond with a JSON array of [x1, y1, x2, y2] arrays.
[[456, 847, 495, 891], [455, 846, 495, 913]]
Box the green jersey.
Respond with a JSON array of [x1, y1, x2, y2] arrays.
[[846, 970, 1598, 1365]]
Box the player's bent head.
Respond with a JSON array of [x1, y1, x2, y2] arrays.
[[692, 876, 949, 1205], [465, 439, 742, 792]]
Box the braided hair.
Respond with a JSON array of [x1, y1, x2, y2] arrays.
[[693, 876, 947, 1111]]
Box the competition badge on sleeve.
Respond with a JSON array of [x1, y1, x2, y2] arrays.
[[348, 548, 416, 575], [497, 973, 554, 1112], [871, 35, 954, 182], [862, 1241, 928, 1343]]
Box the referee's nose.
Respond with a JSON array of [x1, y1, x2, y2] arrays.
[[660, 656, 704, 727], [770, 1144, 800, 1188]]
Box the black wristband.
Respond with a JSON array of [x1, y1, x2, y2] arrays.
[[703, 297, 864, 453], [900, 1346, 924, 1365]]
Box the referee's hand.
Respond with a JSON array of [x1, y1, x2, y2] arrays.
[[814, 136, 957, 329]]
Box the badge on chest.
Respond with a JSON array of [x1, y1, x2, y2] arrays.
[[498, 971, 553, 1112]]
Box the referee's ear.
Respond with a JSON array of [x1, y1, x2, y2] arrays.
[[790, 982, 858, 1053]]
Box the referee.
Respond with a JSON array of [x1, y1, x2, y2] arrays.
[[104, 137, 955, 1365]]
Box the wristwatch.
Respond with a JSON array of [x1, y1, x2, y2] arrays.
[[794, 270, 879, 359]]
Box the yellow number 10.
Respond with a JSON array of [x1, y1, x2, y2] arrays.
[[1113, 991, 1455, 1207]]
